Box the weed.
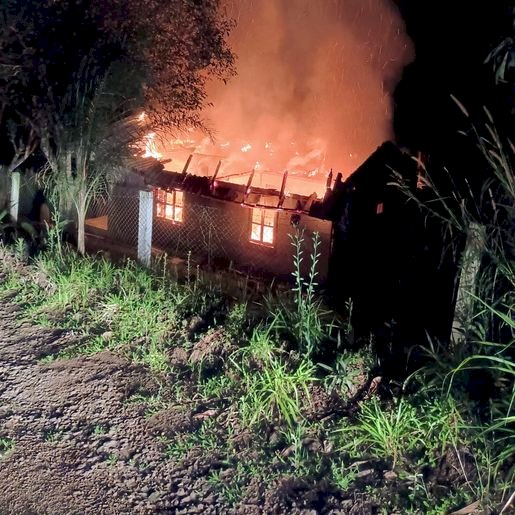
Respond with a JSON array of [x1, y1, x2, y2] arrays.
[[319, 351, 363, 395], [13, 237, 29, 263], [43, 430, 63, 443], [106, 454, 118, 466], [161, 435, 195, 460], [269, 229, 336, 359], [0, 437, 14, 458], [162, 419, 220, 460], [278, 424, 323, 476], [125, 393, 167, 417], [197, 374, 234, 400], [207, 467, 245, 506], [131, 340, 171, 375], [225, 301, 249, 339], [330, 459, 357, 491], [233, 322, 281, 366], [93, 425, 108, 436]]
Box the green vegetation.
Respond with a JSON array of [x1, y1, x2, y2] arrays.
[[0, 437, 14, 459], [0, 121, 513, 514]]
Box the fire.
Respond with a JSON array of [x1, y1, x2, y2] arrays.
[[136, 123, 332, 196], [137, 111, 146, 122], [143, 132, 162, 159]]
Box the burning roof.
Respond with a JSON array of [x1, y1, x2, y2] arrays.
[[132, 154, 328, 216]]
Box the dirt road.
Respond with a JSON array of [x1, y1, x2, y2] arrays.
[[0, 300, 229, 514]]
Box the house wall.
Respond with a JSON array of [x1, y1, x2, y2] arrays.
[[107, 184, 332, 282], [152, 192, 332, 282]]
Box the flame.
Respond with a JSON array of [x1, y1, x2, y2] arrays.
[[143, 132, 162, 159], [137, 112, 146, 122]]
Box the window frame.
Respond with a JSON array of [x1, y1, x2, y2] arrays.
[[249, 207, 276, 247], [154, 188, 184, 224]]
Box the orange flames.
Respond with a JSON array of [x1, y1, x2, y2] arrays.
[[135, 0, 413, 199], [143, 132, 162, 159], [137, 120, 331, 197]]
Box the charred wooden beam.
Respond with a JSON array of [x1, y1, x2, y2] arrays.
[[243, 168, 256, 204], [210, 160, 222, 191], [277, 170, 289, 208], [181, 154, 193, 174]]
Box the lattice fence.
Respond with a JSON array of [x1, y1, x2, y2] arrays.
[[85, 189, 287, 276]]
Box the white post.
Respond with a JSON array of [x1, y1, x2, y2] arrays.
[[9, 171, 20, 222], [138, 189, 153, 266]]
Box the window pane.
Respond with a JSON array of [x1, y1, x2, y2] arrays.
[[263, 226, 274, 244], [166, 192, 174, 204], [175, 191, 184, 206], [250, 223, 261, 241], [165, 204, 174, 220], [174, 206, 183, 222], [156, 203, 164, 218], [156, 189, 165, 202], [263, 210, 275, 226], [252, 208, 262, 223]]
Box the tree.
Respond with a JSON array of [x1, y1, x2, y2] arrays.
[[0, 0, 234, 252], [40, 56, 143, 254]]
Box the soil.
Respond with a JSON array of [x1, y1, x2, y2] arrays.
[[0, 298, 372, 514]]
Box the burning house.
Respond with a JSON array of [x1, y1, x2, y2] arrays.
[[83, 0, 416, 284], [86, 152, 333, 282]]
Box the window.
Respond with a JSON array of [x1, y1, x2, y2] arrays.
[[155, 188, 183, 223], [250, 207, 275, 245], [376, 202, 384, 215]]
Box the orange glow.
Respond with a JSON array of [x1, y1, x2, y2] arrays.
[[250, 207, 275, 245], [143, 133, 162, 159], [155, 188, 183, 223], [136, 1, 413, 199]]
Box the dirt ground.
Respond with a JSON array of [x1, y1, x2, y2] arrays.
[[0, 298, 365, 515]]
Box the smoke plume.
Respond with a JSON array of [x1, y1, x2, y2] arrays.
[[203, 0, 414, 179]]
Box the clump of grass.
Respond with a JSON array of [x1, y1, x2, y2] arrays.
[[161, 419, 221, 460], [338, 398, 425, 468], [0, 437, 14, 458], [337, 396, 464, 469], [235, 355, 317, 427]]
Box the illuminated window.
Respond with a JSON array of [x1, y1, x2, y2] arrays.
[[250, 208, 275, 246], [155, 188, 183, 223], [376, 202, 384, 215]]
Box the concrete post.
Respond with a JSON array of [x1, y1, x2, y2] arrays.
[[137, 189, 153, 266], [452, 223, 486, 343], [9, 171, 21, 222]]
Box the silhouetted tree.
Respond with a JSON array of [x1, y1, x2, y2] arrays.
[[0, 0, 234, 252]]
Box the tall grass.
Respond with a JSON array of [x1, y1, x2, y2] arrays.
[[399, 109, 514, 495]]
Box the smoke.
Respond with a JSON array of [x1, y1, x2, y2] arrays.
[[201, 0, 414, 179]]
